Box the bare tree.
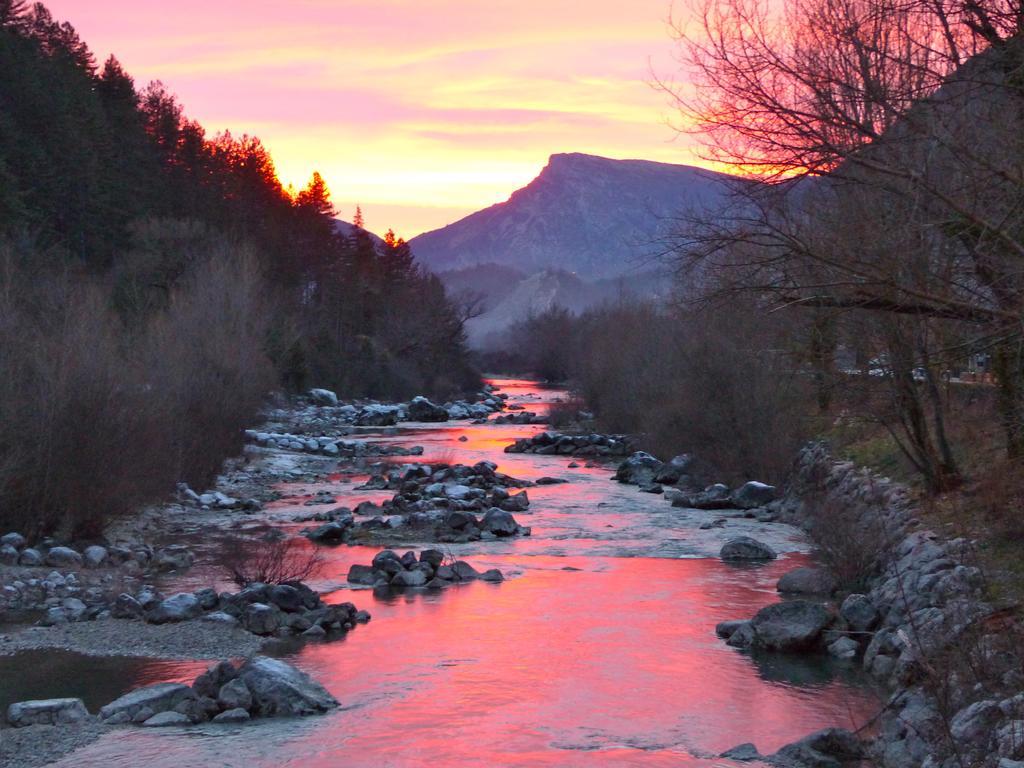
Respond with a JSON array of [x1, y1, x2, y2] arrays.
[[662, 0, 1024, 477]]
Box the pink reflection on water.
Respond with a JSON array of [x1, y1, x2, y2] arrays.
[[77, 376, 881, 767]]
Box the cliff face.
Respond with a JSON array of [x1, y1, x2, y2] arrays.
[[410, 153, 736, 279]]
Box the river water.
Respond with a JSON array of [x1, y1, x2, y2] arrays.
[[14, 378, 879, 766]]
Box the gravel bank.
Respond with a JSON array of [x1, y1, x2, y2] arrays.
[[0, 722, 105, 768], [0, 618, 266, 660]]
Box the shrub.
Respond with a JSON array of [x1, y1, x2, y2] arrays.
[[220, 533, 324, 588]]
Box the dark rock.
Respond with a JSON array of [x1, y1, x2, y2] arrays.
[[731, 481, 777, 509], [839, 594, 878, 633], [777, 567, 837, 595], [347, 564, 379, 585], [720, 537, 778, 561], [238, 656, 339, 716], [614, 452, 663, 485], [750, 600, 832, 651]]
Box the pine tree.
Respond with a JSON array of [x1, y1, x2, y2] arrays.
[[352, 205, 364, 229]]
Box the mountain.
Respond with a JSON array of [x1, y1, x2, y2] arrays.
[[410, 153, 737, 279], [440, 263, 672, 348]]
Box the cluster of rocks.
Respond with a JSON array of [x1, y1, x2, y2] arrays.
[[491, 411, 546, 425], [6, 656, 338, 729], [108, 580, 369, 640], [768, 443, 1016, 767], [304, 461, 532, 544], [504, 431, 636, 456], [613, 451, 778, 515], [296, 388, 508, 427], [715, 592, 878, 659], [244, 430, 424, 458], [0, 533, 194, 574], [719, 727, 864, 767], [175, 485, 263, 511], [348, 549, 503, 589]]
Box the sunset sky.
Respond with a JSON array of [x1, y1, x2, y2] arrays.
[[46, 1, 700, 237]]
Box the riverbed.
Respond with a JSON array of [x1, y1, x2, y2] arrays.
[[1, 378, 879, 766]]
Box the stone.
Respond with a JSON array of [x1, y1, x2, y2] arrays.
[[267, 585, 304, 613], [1, 532, 26, 549], [771, 728, 863, 767], [194, 587, 219, 611], [499, 491, 530, 513], [653, 454, 697, 485], [950, 700, 1000, 745], [481, 508, 519, 536], [840, 594, 878, 633], [308, 388, 339, 406], [726, 622, 757, 648], [147, 592, 202, 623], [715, 620, 748, 639], [731, 481, 777, 509], [347, 564, 379, 585], [444, 511, 476, 530], [408, 396, 449, 422], [201, 612, 238, 626], [613, 452, 663, 485], [102, 711, 131, 725], [242, 603, 281, 635], [61, 597, 87, 621], [372, 550, 405, 574], [82, 545, 108, 568], [213, 707, 251, 723], [720, 537, 777, 561], [193, 661, 238, 699], [217, 679, 253, 711], [777, 567, 837, 595], [0, 544, 19, 565], [451, 561, 480, 581], [720, 743, 762, 761], [100, 683, 195, 721], [419, 549, 444, 568], [308, 522, 349, 543], [238, 657, 339, 716], [142, 711, 192, 727], [391, 569, 428, 587], [44, 546, 82, 568], [18, 547, 42, 566], [480, 569, 504, 582], [132, 707, 155, 724], [828, 637, 860, 660], [749, 600, 832, 651], [302, 624, 327, 638], [7, 698, 91, 727]]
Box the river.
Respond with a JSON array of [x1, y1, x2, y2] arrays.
[[6, 378, 879, 766]]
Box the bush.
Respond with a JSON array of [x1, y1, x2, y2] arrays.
[[0, 239, 274, 538], [220, 533, 323, 588]]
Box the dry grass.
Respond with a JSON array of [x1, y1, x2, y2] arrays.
[[220, 534, 324, 588]]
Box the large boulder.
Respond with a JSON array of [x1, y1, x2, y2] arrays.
[[777, 567, 837, 595], [7, 698, 91, 727], [308, 388, 339, 406], [391, 569, 428, 587], [408, 396, 449, 422], [100, 683, 195, 722], [673, 483, 733, 510], [499, 491, 530, 512], [481, 508, 519, 536], [614, 452, 663, 485], [730, 481, 777, 509], [307, 521, 350, 544], [653, 454, 697, 485], [749, 600, 832, 651], [147, 592, 202, 623], [238, 657, 339, 716], [720, 537, 778, 561], [347, 564, 380, 585]]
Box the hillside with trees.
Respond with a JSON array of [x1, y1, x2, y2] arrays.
[[0, 1, 478, 537]]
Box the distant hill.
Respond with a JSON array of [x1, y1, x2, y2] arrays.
[[409, 153, 737, 279], [439, 263, 672, 349]]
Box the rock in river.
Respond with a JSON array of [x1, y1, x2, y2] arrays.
[[777, 567, 837, 595], [238, 656, 339, 717], [720, 537, 777, 561], [748, 600, 832, 651]]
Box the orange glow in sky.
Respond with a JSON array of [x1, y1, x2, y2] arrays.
[[45, 1, 703, 237]]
